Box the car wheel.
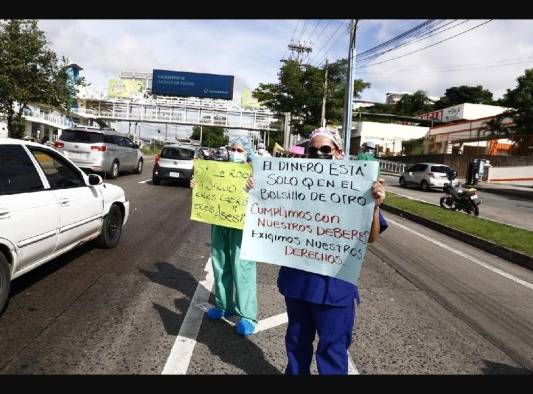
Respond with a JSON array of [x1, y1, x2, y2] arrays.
[[152, 176, 160, 185], [421, 180, 430, 192], [96, 204, 123, 249], [0, 253, 11, 315], [108, 161, 120, 179], [134, 159, 143, 174], [399, 177, 406, 187]]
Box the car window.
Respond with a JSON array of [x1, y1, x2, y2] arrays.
[[28, 148, 86, 189], [122, 137, 134, 148], [405, 164, 415, 172], [431, 165, 451, 173], [414, 164, 427, 172], [104, 135, 116, 144], [60, 130, 104, 143], [160, 147, 195, 160], [0, 145, 44, 195]]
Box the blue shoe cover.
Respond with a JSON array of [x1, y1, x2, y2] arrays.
[[207, 307, 225, 320], [236, 318, 256, 336]]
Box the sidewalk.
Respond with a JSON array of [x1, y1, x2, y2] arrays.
[[382, 171, 533, 200], [470, 181, 533, 200]]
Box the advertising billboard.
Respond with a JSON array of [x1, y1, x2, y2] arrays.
[[108, 79, 143, 99], [151, 69, 234, 100]]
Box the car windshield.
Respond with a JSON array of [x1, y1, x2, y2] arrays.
[[161, 148, 195, 160], [60, 130, 104, 143], [431, 165, 451, 173]]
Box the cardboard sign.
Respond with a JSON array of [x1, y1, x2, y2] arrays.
[[240, 156, 379, 285], [191, 160, 252, 230]]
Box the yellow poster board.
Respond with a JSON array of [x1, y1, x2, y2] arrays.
[[191, 160, 252, 230]]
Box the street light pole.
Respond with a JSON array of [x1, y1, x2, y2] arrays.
[[342, 19, 358, 159]]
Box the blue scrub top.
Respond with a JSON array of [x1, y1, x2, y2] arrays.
[[278, 211, 389, 307]]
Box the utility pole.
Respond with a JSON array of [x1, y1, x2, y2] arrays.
[[165, 123, 168, 142], [341, 19, 358, 159], [321, 57, 329, 128], [282, 40, 313, 65]]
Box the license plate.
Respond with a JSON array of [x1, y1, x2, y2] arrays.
[[68, 152, 83, 158], [169, 172, 180, 178], [471, 195, 478, 200]]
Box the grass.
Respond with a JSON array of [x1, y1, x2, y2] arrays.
[[384, 192, 533, 257], [141, 146, 161, 156]]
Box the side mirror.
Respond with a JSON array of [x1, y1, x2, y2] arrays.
[[88, 174, 103, 186], [132, 144, 140, 149]]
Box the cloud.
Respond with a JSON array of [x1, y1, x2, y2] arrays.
[[38, 19, 533, 109], [355, 20, 533, 102]]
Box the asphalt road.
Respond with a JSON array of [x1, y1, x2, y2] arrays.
[[0, 161, 531, 374], [382, 174, 533, 231]]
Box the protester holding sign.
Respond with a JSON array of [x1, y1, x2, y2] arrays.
[[244, 127, 387, 374], [191, 135, 258, 336]]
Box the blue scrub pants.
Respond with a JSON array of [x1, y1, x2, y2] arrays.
[[284, 296, 356, 375]]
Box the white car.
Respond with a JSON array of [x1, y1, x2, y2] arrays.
[[0, 138, 130, 313]]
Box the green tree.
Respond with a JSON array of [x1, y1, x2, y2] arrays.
[[0, 19, 84, 138], [434, 85, 494, 109], [394, 90, 434, 116], [253, 59, 370, 137], [191, 126, 228, 148], [488, 69, 533, 154]]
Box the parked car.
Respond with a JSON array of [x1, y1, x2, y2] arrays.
[[152, 144, 195, 185], [399, 163, 459, 191], [54, 127, 144, 179], [212, 148, 228, 161], [0, 138, 130, 314]]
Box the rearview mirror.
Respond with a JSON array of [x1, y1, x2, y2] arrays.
[[88, 174, 103, 186]]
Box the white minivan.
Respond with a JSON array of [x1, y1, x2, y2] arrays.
[[0, 138, 130, 314]]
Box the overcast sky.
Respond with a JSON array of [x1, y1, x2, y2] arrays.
[[38, 19, 533, 138]]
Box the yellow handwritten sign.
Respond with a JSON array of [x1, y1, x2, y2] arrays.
[[191, 160, 252, 230]]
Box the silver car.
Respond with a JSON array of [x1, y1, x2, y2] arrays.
[[399, 163, 459, 191], [152, 144, 195, 185], [54, 128, 144, 179]]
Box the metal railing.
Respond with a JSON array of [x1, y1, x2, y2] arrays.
[[379, 159, 407, 174]]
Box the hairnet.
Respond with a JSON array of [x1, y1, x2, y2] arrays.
[[229, 135, 254, 162]]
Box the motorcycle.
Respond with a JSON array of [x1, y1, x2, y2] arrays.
[[439, 171, 481, 216]]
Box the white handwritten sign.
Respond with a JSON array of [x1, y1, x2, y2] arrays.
[[240, 156, 379, 286]]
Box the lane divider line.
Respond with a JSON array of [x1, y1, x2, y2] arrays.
[[161, 258, 214, 375], [138, 179, 152, 184], [386, 217, 533, 291]]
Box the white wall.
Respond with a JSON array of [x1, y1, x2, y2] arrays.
[[353, 121, 429, 154], [0, 120, 7, 138], [487, 165, 533, 186]]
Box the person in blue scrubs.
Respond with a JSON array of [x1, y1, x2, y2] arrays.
[[247, 127, 388, 374]]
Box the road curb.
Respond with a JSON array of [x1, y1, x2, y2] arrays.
[[470, 186, 533, 201], [380, 203, 533, 271]]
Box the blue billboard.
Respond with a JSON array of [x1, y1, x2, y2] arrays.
[[151, 69, 234, 100]]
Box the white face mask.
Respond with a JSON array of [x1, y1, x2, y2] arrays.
[[229, 151, 246, 163], [257, 148, 265, 155]]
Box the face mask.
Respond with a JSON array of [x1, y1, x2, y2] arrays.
[[229, 151, 246, 163], [257, 148, 265, 155]]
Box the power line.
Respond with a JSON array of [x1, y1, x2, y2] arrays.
[[362, 55, 533, 74], [357, 19, 470, 64], [309, 21, 350, 67], [357, 19, 493, 69], [281, 20, 301, 61]]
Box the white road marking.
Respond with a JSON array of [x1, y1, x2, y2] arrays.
[[161, 258, 214, 375], [386, 217, 533, 291], [348, 354, 360, 375], [138, 179, 152, 184], [194, 301, 360, 374]]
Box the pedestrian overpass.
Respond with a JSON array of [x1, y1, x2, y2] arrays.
[[71, 93, 285, 132]]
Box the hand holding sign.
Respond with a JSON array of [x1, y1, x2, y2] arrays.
[[190, 160, 252, 230]]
